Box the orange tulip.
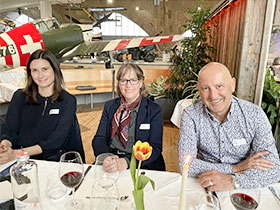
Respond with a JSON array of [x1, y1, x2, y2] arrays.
[[133, 140, 152, 161]]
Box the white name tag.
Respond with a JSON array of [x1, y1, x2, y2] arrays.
[[232, 138, 246, 146], [49, 109, 59, 115], [139, 123, 150, 130]]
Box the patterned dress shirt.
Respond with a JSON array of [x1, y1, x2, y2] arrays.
[[178, 96, 280, 188]]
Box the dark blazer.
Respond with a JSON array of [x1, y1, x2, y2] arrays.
[[92, 97, 165, 171]]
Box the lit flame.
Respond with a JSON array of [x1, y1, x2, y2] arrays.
[[184, 154, 192, 165]]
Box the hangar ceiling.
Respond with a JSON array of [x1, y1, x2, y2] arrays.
[[0, 0, 220, 35]]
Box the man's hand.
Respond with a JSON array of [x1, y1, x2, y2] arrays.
[[199, 170, 234, 191], [232, 151, 274, 173]]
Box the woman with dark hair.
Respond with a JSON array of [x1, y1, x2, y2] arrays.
[[0, 49, 85, 163], [92, 63, 165, 171]]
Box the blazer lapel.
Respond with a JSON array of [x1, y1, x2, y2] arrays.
[[135, 98, 148, 138]]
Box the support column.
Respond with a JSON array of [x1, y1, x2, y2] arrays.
[[236, 0, 276, 104], [39, 0, 52, 19]]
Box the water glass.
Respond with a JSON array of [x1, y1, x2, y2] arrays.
[[90, 180, 120, 210]]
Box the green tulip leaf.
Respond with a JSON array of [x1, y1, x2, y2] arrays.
[[137, 174, 155, 191], [130, 153, 136, 186]]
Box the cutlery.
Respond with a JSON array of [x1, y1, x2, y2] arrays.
[[268, 186, 280, 203], [69, 165, 92, 195], [86, 195, 129, 201]]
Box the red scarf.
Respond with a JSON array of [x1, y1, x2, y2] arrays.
[[111, 96, 141, 147]]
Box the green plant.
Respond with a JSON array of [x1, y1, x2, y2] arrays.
[[261, 68, 280, 142], [148, 75, 167, 99], [165, 0, 214, 101]]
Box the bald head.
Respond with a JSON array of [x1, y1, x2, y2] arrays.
[[198, 62, 232, 83], [198, 62, 236, 122]]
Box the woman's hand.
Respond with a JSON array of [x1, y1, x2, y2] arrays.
[[117, 158, 128, 171], [0, 140, 16, 164], [232, 151, 275, 173]]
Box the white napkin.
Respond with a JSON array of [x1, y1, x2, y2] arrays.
[[0, 181, 13, 203]]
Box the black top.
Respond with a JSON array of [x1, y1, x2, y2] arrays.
[[1, 89, 85, 162]]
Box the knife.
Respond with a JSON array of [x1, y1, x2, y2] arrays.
[[72, 165, 92, 193], [268, 186, 280, 203]]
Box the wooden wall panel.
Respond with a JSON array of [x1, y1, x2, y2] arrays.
[[206, 0, 275, 103]]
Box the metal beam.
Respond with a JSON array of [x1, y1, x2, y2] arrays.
[[0, 0, 83, 13]]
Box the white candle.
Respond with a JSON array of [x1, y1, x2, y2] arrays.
[[178, 155, 192, 210]]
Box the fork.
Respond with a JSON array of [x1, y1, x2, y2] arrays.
[[268, 186, 280, 203]]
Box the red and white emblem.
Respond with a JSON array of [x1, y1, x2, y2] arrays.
[[0, 23, 45, 67]]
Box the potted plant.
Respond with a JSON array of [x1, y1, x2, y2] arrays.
[[165, 0, 214, 102], [261, 68, 280, 153], [148, 0, 214, 120], [148, 75, 176, 120]]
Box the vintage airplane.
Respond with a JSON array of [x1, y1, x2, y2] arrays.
[[0, 18, 184, 68]]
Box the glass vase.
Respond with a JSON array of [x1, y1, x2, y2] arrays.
[[132, 189, 144, 210]]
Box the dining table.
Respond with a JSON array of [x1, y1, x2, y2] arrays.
[[1, 159, 280, 210]]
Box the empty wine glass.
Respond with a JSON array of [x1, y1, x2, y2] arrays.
[[59, 151, 84, 210], [185, 190, 220, 210], [230, 188, 260, 210], [94, 153, 119, 188], [92, 153, 119, 209]]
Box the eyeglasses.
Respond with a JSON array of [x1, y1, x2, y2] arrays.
[[119, 78, 139, 86]]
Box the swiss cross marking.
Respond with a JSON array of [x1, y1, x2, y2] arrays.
[[20, 35, 42, 55]]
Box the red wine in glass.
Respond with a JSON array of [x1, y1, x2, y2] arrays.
[[59, 151, 84, 210], [230, 193, 258, 210], [60, 171, 83, 188]]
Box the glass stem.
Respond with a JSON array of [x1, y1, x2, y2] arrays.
[[71, 188, 78, 206]]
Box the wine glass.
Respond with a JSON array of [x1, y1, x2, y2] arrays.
[[92, 153, 119, 209], [185, 190, 220, 210], [59, 151, 84, 210], [94, 153, 119, 188], [230, 188, 260, 210]]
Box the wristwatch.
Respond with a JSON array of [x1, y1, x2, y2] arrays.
[[231, 175, 240, 189]]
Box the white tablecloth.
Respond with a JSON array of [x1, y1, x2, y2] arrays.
[[1, 160, 280, 210], [170, 98, 193, 128]]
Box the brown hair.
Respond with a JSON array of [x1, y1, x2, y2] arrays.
[[24, 49, 65, 104], [116, 63, 147, 97]]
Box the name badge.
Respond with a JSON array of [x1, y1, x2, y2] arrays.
[[49, 109, 59, 115], [139, 123, 150, 130], [232, 138, 246, 146]]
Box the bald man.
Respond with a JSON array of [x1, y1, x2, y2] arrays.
[[178, 62, 280, 191]]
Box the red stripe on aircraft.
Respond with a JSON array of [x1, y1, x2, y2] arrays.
[[7, 23, 45, 66], [139, 36, 174, 46], [114, 40, 130, 50]]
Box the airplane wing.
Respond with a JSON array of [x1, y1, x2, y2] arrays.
[[62, 40, 109, 59], [102, 35, 184, 52], [62, 35, 184, 59]]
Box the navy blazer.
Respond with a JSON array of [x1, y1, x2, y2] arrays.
[[92, 97, 165, 170]]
